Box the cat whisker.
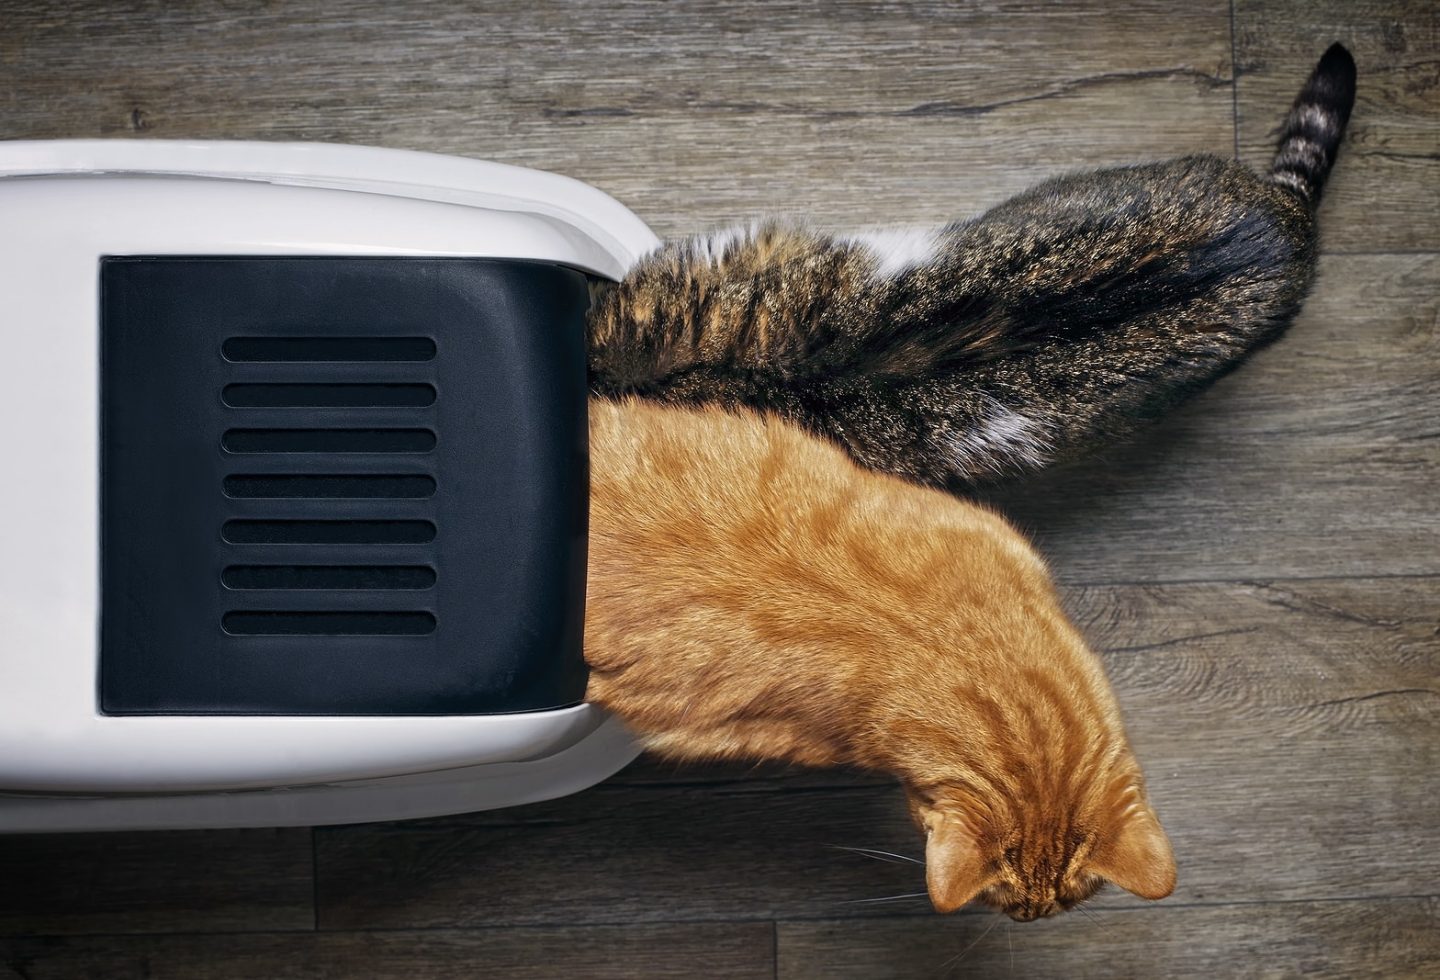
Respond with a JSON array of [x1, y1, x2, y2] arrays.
[[1075, 902, 1111, 933], [939, 914, 1002, 976], [840, 891, 930, 905], [824, 843, 924, 866]]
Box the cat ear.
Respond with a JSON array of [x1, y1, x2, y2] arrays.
[[925, 819, 991, 914], [1091, 807, 1177, 900]]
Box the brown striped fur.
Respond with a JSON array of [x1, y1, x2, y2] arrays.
[[589, 46, 1357, 492], [584, 398, 1174, 920]]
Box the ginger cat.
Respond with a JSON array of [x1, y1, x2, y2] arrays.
[[584, 398, 1175, 920]]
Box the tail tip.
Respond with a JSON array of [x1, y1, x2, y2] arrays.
[[1320, 41, 1355, 72], [1271, 41, 1358, 205], [1316, 42, 1358, 101]]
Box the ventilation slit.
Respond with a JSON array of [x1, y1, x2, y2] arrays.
[[223, 429, 436, 453], [222, 383, 436, 408], [222, 611, 437, 636], [223, 565, 436, 590], [224, 475, 435, 498], [222, 520, 437, 545], [222, 337, 437, 362]]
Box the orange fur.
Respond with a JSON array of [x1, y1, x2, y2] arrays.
[[584, 398, 1174, 920]]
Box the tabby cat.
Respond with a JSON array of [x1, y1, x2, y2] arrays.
[[588, 45, 1356, 490], [585, 398, 1175, 920]]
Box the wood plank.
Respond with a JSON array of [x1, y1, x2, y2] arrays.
[[606, 753, 890, 790], [0, 921, 775, 979], [315, 576, 1438, 929], [982, 253, 1440, 583], [777, 896, 1440, 979], [316, 766, 930, 930], [0, 829, 313, 936], [1234, 0, 1440, 252], [0, 0, 1234, 235], [1073, 576, 1439, 908], [1, 3, 1435, 972]]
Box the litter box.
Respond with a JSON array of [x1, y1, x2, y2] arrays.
[[0, 140, 657, 831]]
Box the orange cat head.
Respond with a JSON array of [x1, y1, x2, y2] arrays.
[[905, 765, 1175, 920]]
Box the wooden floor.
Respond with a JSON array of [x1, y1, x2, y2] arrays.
[[3, 1, 1438, 977]]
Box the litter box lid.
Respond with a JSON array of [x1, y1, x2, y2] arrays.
[[0, 141, 657, 795], [0, 139, 657, 279]]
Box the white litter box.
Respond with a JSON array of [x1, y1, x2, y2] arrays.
[[0, 141, 657, 832]]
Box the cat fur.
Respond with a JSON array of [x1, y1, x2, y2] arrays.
[[585, 397, 1175, 920], [587, 44, 1357, 490]]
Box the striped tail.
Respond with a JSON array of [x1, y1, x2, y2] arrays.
[[1271, 42, 1357, 205]]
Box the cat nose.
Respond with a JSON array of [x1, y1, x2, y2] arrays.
[[1008, 901, 1059, 922]]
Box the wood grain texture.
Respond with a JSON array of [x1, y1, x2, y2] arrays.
[[315, 576, 1438, 929], [0, 0, 1235, 234], [1074, 576, 1440, 907], [983, 253, 1440, 583], [0, 921, 775, 980], [1235, 0, 1440, 251], [0, 829, 312, 936], [2, 2, 1436, 977], [777, 897, 1440, 979]]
